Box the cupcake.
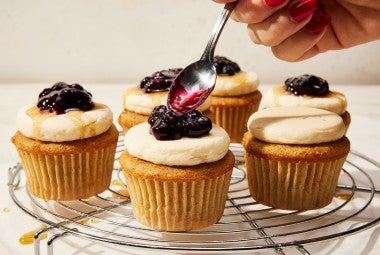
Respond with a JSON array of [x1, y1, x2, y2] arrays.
[[11, 82, 119, 201], [209, 56, 262, 143], [119, 106, 234, 231], [262, 74, 350, 131], [242, 106, 350, 210], [118, 68, 214, 133]]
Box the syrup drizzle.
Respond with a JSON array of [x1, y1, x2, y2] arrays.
[[112, 188, 130, 199], [335, 193, 351, 200], [19, 225, 47, 245], [27, 104, 104, 140], [111, 179, 130, 199]]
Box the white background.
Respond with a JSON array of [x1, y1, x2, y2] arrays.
[[1, 0, 380, 85]]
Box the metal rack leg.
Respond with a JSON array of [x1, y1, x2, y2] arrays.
[[47, 231, 73, 255]]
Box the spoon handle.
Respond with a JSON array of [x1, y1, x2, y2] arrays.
[[200, 1, 238, 62]]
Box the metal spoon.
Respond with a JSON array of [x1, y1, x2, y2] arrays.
[[167, 1, 238, 114]]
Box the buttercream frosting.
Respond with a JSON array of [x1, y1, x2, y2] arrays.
[[123, 87, 210, 115], [211, 71, 259, 96], [263, 85, 347, 115], [16, 103, 113, 142], [124, 122, 230, 166], [247, 106, 346, 144]]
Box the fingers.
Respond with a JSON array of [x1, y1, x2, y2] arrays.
[[247, 8, 314, 47], [271, 14, 332, 61], [231, 0, 289, 23], [211, 0, 332, 61], [246, 0, 318, 46]]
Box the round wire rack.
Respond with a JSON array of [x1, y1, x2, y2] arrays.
[[7, 135, 380, 255]]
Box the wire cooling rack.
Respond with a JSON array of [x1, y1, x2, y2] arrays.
[[7, 135, 380, 255]]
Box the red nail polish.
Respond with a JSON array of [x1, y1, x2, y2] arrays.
[[289, 0, 318, 22], [307, 15, 331, 34], [264, 0, 286, 7]]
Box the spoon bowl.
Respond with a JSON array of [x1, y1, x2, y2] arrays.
[[167, 60, 216, 114], [167, 2, 237, 114]]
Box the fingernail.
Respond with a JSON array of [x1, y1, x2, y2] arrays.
[[289, 0, 318, 22], [264, 0, 286, 7], [307, 14, 331, 34]]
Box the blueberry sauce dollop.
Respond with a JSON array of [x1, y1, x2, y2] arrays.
[[140, 68, 183, 93], [37, 82, 94, 114], [148, 105, 212, 140], [284, 74, 330, 96], [213, 56, 241, 76]]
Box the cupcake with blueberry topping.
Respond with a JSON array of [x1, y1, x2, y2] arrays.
[[262, 74, 350, 131], [119, 105, 234, 231], [11, 82, 119, 201], [209, 56, 262, 143], [243, 106, 350, 210], [118, 68, 214, 133]]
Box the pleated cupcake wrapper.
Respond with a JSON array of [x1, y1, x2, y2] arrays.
[[16, 144, 117, 201], [210, 103, 259, 143], [245, 155, 347, 210], [124, 170, 233, 232]]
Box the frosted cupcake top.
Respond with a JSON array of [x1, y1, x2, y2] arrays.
[[16, 82, 113, 142], [124, 122, 230, 166], [247, 106, 346, 144], [262, 74, 347, 115], [124, 105, 229, 166], [210, 56, 259, 96]]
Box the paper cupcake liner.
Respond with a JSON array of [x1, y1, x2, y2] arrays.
[[124, 170, 232, 232], [210, 103, 260, 143], [245, 155, 347, 210], [16, 144, 117, 201]]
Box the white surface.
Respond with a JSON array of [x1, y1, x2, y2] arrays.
[[1, 0, 380, 85], [1, 83, 380, 255]]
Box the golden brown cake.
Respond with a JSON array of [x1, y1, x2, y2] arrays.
[[262, 74, 351, 132], [11, 82, 118, 201], [119, 106, 234, 231], [120, 149, 234, 231], [243, 106, 350, 210], [210, 56, 261, 143], [210, 91, 262, 143]]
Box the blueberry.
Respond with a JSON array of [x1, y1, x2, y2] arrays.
[[150, 108, 185, 140], [213, 56, 241, 76], [284, 74, 330, 96], [37, 82, 94, 114], [140, 68, 183, 93], [148, 105, 167, 126], [148, 105, 212, 140], [182, 110, 212, 137]]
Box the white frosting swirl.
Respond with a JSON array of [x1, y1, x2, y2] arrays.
[[16, 103, 113, 142], [247, 106, 346, 144], [124, 122, 230, 166], [262, 85, 347, 115], [211, 71, 259, 96], [123, 87, 210, 115]]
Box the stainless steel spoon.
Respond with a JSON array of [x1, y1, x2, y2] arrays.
[[167, 1, 238, 114]]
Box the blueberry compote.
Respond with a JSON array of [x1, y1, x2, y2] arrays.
[[37, 82, 94, 114], [148, 105, 212, 140], [140, 68, 183, 93], [213, 56, 241, 76], [284, 74, 330, 96]]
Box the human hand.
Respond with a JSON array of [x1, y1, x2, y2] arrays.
[[213, 0, 380, 61]]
